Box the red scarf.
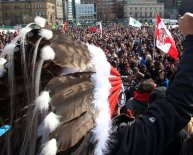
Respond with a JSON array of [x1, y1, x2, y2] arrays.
[[134, 90, 150, 103]]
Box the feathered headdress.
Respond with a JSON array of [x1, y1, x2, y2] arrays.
[[0, 16, 125, 155]]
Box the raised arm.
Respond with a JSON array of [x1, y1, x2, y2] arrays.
[[111, 12, 193, 155]]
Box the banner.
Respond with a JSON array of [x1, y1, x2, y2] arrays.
[[129, 17, 142, 28]]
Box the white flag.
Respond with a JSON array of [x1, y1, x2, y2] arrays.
[[129, 17, 142, 28], [96, 22, 102, 37]]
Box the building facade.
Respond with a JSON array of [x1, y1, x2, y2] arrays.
[[66, 0, 76, 21], [176, 0, 182, 16], [96, 0, 116, 21], [80, 0, 96, 4], [114, 1, 125, 19], [124, 0, 164, 22], [182, 0, 193, 15], [81, 0, 126, 21], [75, 4, 96, 24], [0, 0, 55, 25], [55, 0, 63, 24], [157, 0, 181, 18], [63, 0, 68, 21]]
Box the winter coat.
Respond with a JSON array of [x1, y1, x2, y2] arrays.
[[108, 35, 193, 155]]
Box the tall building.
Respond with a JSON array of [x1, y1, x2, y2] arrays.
[[55, 0, 63, 24], [63, 0, 68, 21], [96, 0, 116, 21], [182, 0, 193, 15], [81, 0, 96, 4], [81, 0, 124, 21], [126, 0, 132, 3], [124, 0, 164, 22], [157, 0, 180, 18], [176, 0, 182, 16], [75, 3, 96, 24], [66, 0, 75, 21], [80, 0, 97, 20], [80, 0, 128, 21], [114, 0, 125, 19], [0, 0, 55, 25]]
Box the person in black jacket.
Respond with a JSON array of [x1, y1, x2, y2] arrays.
[[180, 133, 193, 155], [108, 12, 193, 155]]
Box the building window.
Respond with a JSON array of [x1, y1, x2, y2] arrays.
[[150, 12, 152, 17]]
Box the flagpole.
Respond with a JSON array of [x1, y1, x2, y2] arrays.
[[153, 13, 157, 62], [100, 22, 102, 38]]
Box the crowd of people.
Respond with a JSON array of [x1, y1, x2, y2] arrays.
[[1, 13, 193, 155], [63, 19, 193, 155], [0, 22, 184, 91], [0, 31, 17, 51], [65, 24, 183, 89]]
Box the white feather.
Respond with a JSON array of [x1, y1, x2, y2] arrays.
[[0, 58, 7, 77], [40, 112, 60, 133], [86, 44, 112, 155], [35, 91, 51, 112], [19, 27, 32, 38], [61, 67, 81, 75], [92, 109, 111, 155], [41, 46, 55, 61], [25, 22, 34, 28], [3, 42, 17, 55], [40, 29, 53, 40], [34, 16, 46, 28], [40, 139, 57, 155], [0, 58, 7, 66]]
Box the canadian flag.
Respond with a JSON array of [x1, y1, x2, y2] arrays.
[[155, 15, 179, 59], [88, 22, 102, 37], [63, 21, 68, 32]]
